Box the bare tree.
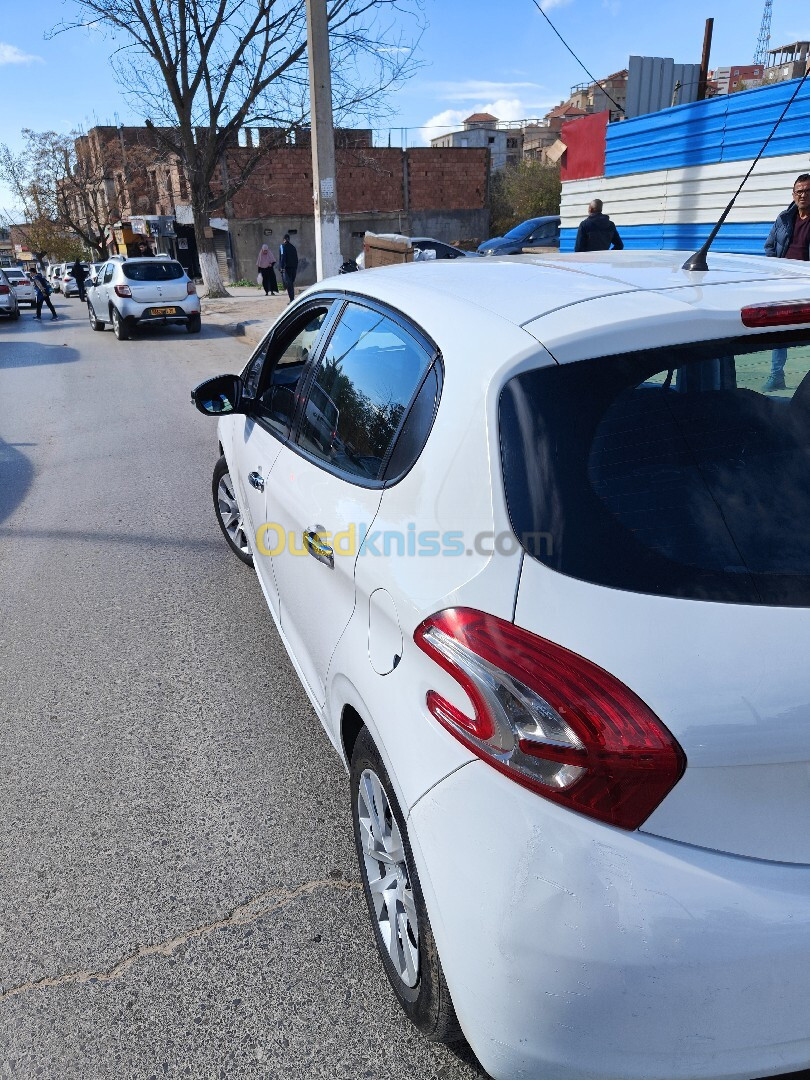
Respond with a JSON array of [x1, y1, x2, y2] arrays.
[[0, 129, 116, 260], [56, 0, 421, 296], [0, 128, 160, 261]]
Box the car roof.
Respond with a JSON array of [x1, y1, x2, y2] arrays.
[[121, 257, 181, 264], [315, 250, 810, 359], [511, 216, 560, 229]]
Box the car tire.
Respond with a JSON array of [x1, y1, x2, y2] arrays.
[[111, 308, 129, 340], [350, 727, 462, 1045], [10, 306, 19, 321], [212, 456, 253, 566], [186, 313, 201, 334], [88, 302, 104, 331]]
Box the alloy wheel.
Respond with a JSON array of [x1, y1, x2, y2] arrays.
[[216, 473, 250, 555], [357, 767, 419, 988]]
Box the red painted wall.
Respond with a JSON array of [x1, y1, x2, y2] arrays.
[[560, 112, 608, 182]]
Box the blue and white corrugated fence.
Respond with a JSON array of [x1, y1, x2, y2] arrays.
[[560, 78, 810, 254]]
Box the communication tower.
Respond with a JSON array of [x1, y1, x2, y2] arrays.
[[754, 0, 773, 67]]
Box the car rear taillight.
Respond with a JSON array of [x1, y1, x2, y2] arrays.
[[186, 282, 197, 295], [741, 300, 810, 327], [0, 285, 9, 295], [414, 609, 685, 830], [114, 284, 132, 298]]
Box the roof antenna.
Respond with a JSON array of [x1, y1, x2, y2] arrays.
[[683, 68, 810, 271]]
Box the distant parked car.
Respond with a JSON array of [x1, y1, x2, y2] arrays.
[[477, 215, 561, 255], [0, 267, 20, 320], [355, 235, 477, 270], [49, 264, 64, 292], [4, 268, 35, 307], [86, 257, 200, 339], [63, 263, 91, 297]]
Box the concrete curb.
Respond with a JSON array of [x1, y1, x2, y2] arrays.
[[200, 287, 294, 347]]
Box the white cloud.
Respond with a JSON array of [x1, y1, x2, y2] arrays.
[[420, 109, 467, 145], [0, 43, 43, 66], [541, 0, 573, 10]]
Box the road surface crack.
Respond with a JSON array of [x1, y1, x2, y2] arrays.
[[0, 878, 362, 1002]]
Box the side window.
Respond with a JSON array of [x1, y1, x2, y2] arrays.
[[297, 302, 432, 481], [252, 307, 331, 439], [103, 263, 115, 284], [383, 362, 441, 480]]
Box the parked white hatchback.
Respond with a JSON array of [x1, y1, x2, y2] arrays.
[[192, 252, 810, 1080]]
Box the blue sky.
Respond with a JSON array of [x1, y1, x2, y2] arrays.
[[1, 0, 809, 213]]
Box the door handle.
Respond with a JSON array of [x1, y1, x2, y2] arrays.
[[304, 525, 334, 569], [248, 470, 265, 492]]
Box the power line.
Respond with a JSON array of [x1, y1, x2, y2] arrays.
[[527, 0, 625, 114]]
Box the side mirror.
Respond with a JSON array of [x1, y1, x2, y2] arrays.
[[191, 374, 245, 416]]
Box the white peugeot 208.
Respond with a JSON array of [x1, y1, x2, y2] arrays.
[[193, 252, 810, 1080]]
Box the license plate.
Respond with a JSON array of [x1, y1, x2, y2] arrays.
[[149, 306, 178, 316]]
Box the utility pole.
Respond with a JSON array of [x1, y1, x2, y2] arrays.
[[697, 17, 714, 101], [306, 0, 341, 279]]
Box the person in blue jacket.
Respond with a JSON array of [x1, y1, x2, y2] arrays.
[[763, 174, 810, 391]]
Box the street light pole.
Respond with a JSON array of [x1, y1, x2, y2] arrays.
[[306, 0, 341, 279]]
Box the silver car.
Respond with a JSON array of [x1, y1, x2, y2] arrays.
[[86, 257, 201, 339], [0, 267, 20, 320], [4, 268, 36, 307]]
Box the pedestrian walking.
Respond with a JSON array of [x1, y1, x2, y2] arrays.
[[763, 173, 810, 390], [279, 234, 298, 302], [30, 269, 58, 319], [574, 199, 624, 253], [71, 258, 88, 302], [256, 243, 279, 295]]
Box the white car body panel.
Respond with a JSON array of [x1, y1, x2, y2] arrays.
[[409, 760, 810, 1080], [514, 559, 810, 864]]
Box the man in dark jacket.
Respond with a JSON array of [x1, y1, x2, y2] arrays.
[[574, 200, 624, 253], [278, 234, 298, 302], [71, 259, 88, 302], [763, 173, 810, 390]]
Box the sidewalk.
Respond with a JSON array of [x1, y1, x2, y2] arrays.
[[200, 284, 298, 347]]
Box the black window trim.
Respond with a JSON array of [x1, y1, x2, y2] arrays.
[[285, 292, 442, 489]]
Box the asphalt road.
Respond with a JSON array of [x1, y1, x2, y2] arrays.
[[0, 294, 487, 1080]]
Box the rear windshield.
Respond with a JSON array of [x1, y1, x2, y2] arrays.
[[122, 261, 184, 281], [500, 334, 810, 606]]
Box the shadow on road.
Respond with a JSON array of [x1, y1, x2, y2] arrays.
[[0, 439, 35, 525], [0, 340, 81, 369]]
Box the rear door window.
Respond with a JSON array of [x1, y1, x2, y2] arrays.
[[296, 301, 433, 482], [500, 335, 810, 606]]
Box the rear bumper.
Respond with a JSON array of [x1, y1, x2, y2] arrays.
[[408, 760, 810, 1080], [120, 300, 200, 327]]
